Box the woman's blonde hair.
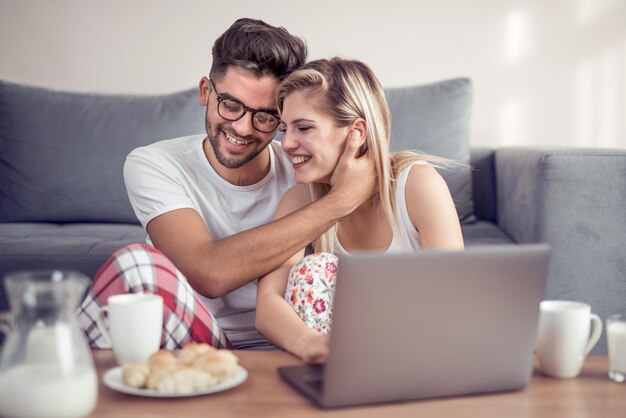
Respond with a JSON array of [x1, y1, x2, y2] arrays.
[[277, 57, 451, 252]]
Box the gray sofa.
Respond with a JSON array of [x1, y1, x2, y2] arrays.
[[1, 79, 625, 354]]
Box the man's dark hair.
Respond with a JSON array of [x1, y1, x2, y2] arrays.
[[210, 18, 307, 82]]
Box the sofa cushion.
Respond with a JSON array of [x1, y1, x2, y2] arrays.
[[0, 81, 205, 223], [461, 221, 514, 247], [385, 78, 474, 223]]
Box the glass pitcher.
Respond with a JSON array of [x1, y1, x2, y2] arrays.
[[0, 270, 98, 418]]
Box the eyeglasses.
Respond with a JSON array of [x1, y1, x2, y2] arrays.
[[209, 79, 281, 133]]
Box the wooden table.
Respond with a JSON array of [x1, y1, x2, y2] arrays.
[[90, 350, 625, 418]]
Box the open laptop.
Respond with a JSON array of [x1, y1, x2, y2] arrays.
[[278, 244, 551, 408]]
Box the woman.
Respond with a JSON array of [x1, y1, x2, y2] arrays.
[[256, 58, 464, 363]]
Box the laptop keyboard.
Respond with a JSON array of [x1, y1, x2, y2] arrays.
[[302, 365, 325, 395], [305, 379, 324, 394]]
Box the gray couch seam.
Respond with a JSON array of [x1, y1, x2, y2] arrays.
[[542, 151, 626, 158], [534, 154, 548, 242]]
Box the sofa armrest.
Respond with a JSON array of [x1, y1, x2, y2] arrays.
[[495, 147, 626, 353], [470, 147, 497, 223], [495, 148, 626, 244]]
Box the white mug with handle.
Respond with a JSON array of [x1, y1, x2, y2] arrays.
[[535, 300, 602, 378], [95, 293, 163, 365]]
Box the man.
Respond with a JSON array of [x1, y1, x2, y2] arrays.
[[78, 18, 375, 349]]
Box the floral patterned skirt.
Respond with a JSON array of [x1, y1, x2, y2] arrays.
[[283, 253, 338, 334]]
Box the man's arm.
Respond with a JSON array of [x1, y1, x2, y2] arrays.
[[147, 134, 375, 298], [255, 185, 328, 363]]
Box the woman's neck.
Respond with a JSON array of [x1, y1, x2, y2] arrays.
[[337, 194, 393, 252], [347, 194, 380, 220]]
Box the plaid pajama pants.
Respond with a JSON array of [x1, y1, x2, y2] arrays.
[[77, 244, 339, 350], [77, 243, 232, 350]]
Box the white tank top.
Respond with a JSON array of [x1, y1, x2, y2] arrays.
[[334, 162, 424, 256]]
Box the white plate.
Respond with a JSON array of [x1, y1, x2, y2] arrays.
[[103, 365, 248, 398]]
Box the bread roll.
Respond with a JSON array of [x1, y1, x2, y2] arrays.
[[178, 343, 215, 365], [121, 363, 149, 388], [147, 350, 177, 370], [193, 349, 239, 381], [148, 365, 216, 394], [121, 347, 239, 393], [146, 364, 175, 391]]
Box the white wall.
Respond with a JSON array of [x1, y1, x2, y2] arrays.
[[1, 0, 624, 149]]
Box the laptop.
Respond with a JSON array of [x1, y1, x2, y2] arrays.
[[278, 244, 551, 408]]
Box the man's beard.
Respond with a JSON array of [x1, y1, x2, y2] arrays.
[[205, 113, 273, 169], [207, 131, 270, 169]]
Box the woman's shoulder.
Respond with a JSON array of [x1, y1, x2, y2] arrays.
[[403, 162, 454, 223], [274, 184, 312, 219], [404, 161, 445, 191]]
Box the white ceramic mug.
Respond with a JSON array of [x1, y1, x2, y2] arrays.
[[96, 293, 163, 365], [535, 300, 602, 378]]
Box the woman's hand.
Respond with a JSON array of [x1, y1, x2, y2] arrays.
[[328, 130, 377, 214], [294, 332, 331, 364]]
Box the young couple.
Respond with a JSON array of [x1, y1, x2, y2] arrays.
[[78, 18, 463, 363]]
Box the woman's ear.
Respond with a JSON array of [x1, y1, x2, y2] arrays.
[[199, 77, 210, 106], [349, 118, 367, 147], [349, 118, 368, 157]]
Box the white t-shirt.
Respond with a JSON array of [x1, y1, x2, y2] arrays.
[[334, 162, 423, 256], [124, 134, 294, 348]]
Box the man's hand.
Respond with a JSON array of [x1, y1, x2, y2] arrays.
[[328, 131, 377, 214], [295, 332, 331, 364]]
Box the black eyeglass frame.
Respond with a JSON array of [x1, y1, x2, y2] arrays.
[[209, 79, 281, 133]]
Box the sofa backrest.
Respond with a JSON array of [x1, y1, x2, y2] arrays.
[[386, 78, 474, 223], [0, 81, 204, 223], [0, 78, 474, 224]]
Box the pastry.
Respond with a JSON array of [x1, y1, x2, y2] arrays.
[[147, 364, 216, 394], [178, 343, 215, 366], [193, 349, 239, 382], [121, 363, 149, 388], [121, 346, 239, 394], [147, 349, 177, 370]]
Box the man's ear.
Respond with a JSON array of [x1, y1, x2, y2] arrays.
[[199, 77, 210, 106]]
